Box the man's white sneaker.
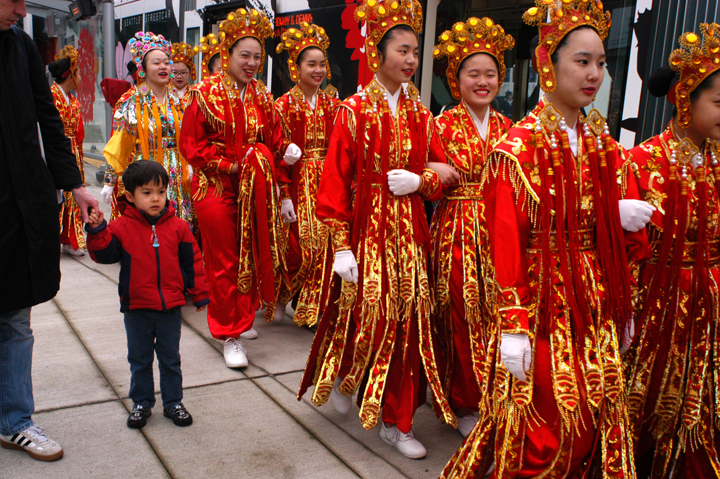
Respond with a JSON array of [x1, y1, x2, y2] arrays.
[[239, 328, 258, 340], [274, 303, 287, 322], [329, 379, 352, 414], [224, 338, 248, 368], [62, 244, 84, 256], [456, 414, 478, 437], [379, 423, 427, 459], [0, 424, 64, 462]]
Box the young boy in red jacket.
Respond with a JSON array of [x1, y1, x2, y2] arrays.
[[86, 160, 209, 429]]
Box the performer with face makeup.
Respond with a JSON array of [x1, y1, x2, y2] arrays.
[[49, 45, 86, 256], [273, 22, 340, 326], [297, 0, 455, 460], [102, 32, 193, 228], [429, 17, 515, 438], [624, 23, 720, 479], [442, 1, 637, 476], [179, 8, 299, 368]]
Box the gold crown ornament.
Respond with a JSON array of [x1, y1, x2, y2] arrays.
[[433, 17, 515, 100], [171, 42, 199, 81], [218, 8, 274, 75], [523, 0, 611, 93], [276, 22, 331, 82], [354, 0, 423, 72], [199, 34, 222, 78], [668, 23, 720, 128], [55, 45, 79, 80]]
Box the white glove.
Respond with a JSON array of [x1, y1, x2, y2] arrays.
[[281, 198, 297, 223], [387, 169, 421, 196], [101, 184, 114, 204], [619, 199, 655, 232], [619, 315, 635, 355], [500, 333, 532, 382], [333, 250, 358, 283], [187, 164, 193, 177], [283, 143, 302, 166]]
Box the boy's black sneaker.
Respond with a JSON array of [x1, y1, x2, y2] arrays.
[[164, 403, 193, 427], [127, 405, 152, 429]]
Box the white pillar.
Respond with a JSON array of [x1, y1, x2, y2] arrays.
[[420, 0, 439, 106]]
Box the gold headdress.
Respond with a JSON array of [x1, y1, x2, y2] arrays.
[[55, 45, 79, 78], [276, 22, 331, 82], [354, 0, 423, 72], [668, 23, 720, 128], [199, 34, 222, 78], [523, 0, 610, 93], [433, 17, 515, 100], [171, 42, 199, 81], [218, 8, 274, 75]]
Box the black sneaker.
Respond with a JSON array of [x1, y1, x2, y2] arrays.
[[163, 403, 193, 427], [127, 405, 152, 429]]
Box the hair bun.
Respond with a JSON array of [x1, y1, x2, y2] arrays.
[[647, 66, 679, 97], [48, 57, 72, 82]]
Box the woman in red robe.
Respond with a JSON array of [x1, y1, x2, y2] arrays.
[[297, 0, 455, 460], [274, 22, 341, 326], [179, 8, 298, 368], [49, 46, 86, 256], [624, 24, 720, 478], [442, 1, 637, 477], [429, 17, 514, 438]]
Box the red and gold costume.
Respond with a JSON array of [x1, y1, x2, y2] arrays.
[[624, 24, 720, 478], [170, 42, 199, 108], [179, 7, 291, 339], [298, 0, 456, 434], [275, 23, 341, 326], [52, 45, 86, 251], [442, 2, 637, 477], [430, 17, 514, 417]]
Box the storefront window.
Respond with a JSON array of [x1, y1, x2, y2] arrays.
[[58, 13, 108, 155]]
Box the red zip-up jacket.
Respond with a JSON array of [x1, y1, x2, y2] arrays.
[[86, 201, 209, 312]]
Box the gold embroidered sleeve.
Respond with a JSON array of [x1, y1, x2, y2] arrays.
[[417, 168, 441, 201], [324, 218, 351, 251]]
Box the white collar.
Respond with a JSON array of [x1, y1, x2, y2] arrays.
[[239, 84, 246, 101], [566, 120, 579, 156], [376, 78, 402, 117], [305, 88, 318, 110], [465, 103, 490, 141], [177, 86, 188, 97], [58, 84, 70, 104]]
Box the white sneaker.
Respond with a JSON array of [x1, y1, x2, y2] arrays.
[[456, 414, 478, 437], [224, 338, 248, 368], [379, 423, 427, 459], [274, 303, 287, 322], [240, 328, 258, 340], [329, 379, 352, 414], [0, 424, 64, 462], [62, 244, 85, 256]]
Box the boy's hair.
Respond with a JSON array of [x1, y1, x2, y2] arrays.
[[121, 160, 169, 193]]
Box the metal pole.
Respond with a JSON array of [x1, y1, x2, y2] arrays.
[[102, 0, 115, 142], [420, 0, 439, 106], [178, 0, 185, 41]]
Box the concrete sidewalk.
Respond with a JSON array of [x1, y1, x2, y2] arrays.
[[1, 174, 463, 478]]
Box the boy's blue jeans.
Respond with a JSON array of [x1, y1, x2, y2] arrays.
[[124, 307, 183, 409], [0, 308, 35, 435]]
